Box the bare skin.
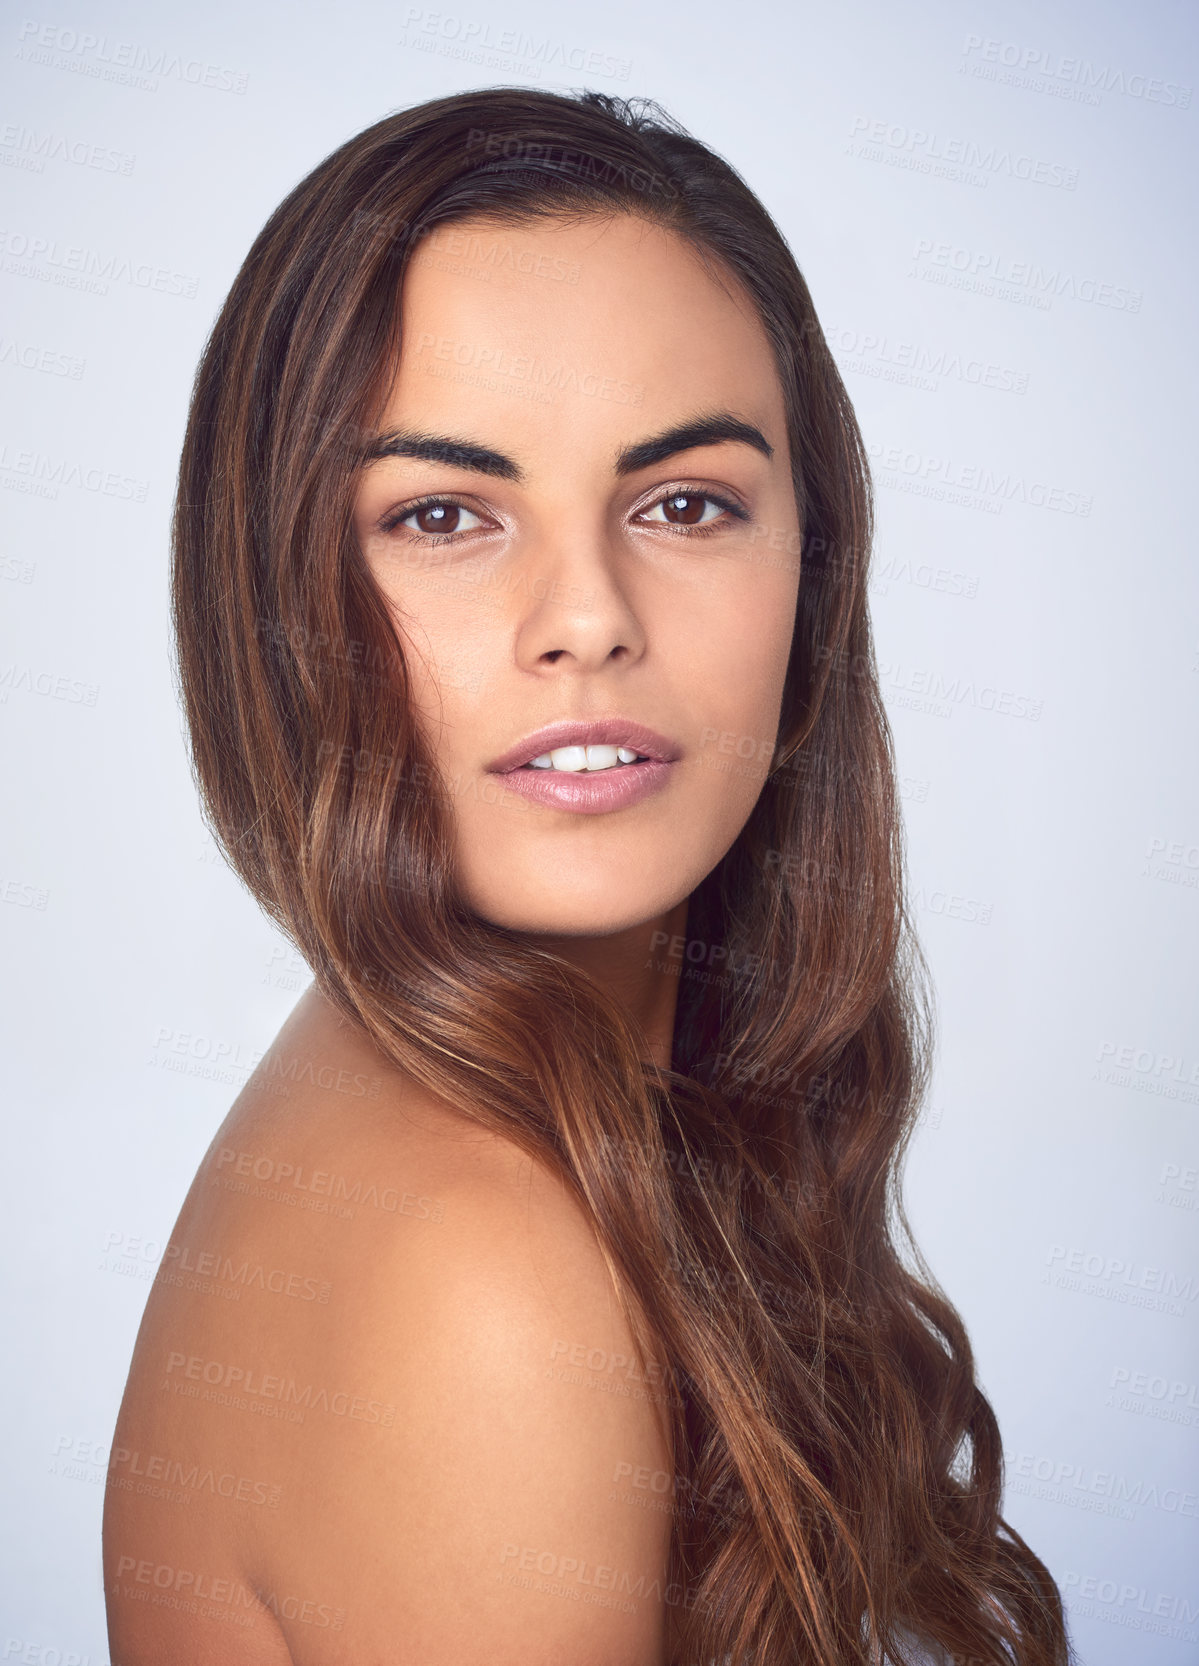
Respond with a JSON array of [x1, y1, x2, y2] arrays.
[[104, 211, 801, 1663]]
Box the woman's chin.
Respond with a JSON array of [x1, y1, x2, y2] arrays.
[[461, 879, 687, 942]]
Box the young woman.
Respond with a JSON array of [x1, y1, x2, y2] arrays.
[[103, 88, 1073, 1666]]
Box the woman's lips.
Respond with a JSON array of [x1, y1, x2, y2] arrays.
[[484, 716, 681, 813], [489, 756, 675, 815], [486, 718, 681, 775]]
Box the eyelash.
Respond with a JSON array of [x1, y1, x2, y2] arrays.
[[377, 486, 751, 543]]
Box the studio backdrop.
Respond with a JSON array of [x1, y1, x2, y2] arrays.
[[1, 0, 1195, 1660]]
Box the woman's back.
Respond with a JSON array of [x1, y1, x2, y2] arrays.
[[103, 984, 674, 1663]]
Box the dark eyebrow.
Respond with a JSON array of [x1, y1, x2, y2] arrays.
[[360, 429, 523, 480], [614, 412, 774, 475], [358, 410, 774, 482]]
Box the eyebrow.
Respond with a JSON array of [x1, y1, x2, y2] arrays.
[[360, 410, 774, 482], [360, 429, 520, 479], [614, 413, 773, 475]]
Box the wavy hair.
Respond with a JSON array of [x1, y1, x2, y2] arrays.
[[170, 86, 1072, 1666]]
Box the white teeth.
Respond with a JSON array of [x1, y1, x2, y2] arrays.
[[528, 744, 645, 772]]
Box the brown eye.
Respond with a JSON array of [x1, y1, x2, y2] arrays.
[[413, 502, 460, 535], [642, 492, 732, 530], [387, 501, 486, 538], [662, 493, 707, 525]]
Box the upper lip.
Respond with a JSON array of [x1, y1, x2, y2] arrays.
[[486, 718, 683, 774]]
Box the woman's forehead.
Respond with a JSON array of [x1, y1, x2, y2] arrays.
[[377, 211, 785, 453]]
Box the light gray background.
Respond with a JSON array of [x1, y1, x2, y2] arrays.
[[1, 0, 1196, 1659]]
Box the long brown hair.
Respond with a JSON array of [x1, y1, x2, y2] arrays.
[[171, 87, 1073, 1666]]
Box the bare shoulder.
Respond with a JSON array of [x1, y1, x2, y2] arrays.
[[105, 984, 675, 1665]]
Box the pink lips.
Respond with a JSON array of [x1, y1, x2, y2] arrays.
[[485, 718, 681, 816]]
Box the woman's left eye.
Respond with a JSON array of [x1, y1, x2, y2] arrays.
[[639, 492, 741, 528]]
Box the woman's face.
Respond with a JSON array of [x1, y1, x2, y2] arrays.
[[352, 211, 801, 937]]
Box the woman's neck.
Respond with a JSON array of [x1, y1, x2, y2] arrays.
[[526, 893, 690, 1071]]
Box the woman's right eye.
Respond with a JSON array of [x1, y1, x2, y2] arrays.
[[385, 500, 486, 538]]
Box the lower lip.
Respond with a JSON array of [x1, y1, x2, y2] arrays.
[[487, 758, 675, 815]]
